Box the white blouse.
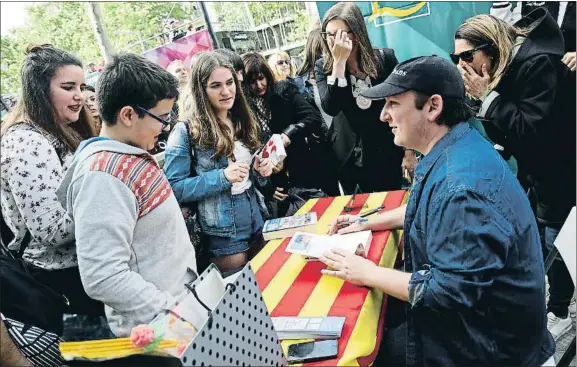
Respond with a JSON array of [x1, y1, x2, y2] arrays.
[[0, 125, 77, 269], [229, 141, 253, 195]]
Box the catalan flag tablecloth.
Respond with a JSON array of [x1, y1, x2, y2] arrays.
[[251, 190, 409, 366]]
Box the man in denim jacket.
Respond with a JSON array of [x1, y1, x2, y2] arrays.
[[322, 56, 554, 366]]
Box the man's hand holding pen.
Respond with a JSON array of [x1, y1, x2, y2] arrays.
[[328, 205, 385, 235], [328, 215, 368, 235]]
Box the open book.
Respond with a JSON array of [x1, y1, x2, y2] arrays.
[[262, 212, 318, 240], [286, 231, 373, 260]]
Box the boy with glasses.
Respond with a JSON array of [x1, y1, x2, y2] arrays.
[[56, 53, 197, 337]]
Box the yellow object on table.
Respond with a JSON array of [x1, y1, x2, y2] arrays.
[[60, 337, 179, 361]]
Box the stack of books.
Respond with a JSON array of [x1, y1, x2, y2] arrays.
[[262, 212, 318, 241], [271, 316, 346, 340]]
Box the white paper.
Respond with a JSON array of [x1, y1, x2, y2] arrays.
[[171, 269, 227, 329], [554, 207, 576, 286], [286, 231, 372, 258]]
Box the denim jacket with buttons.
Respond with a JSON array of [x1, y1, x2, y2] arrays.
[[403, 122, 554, 366], [164, 122, 269, 238]]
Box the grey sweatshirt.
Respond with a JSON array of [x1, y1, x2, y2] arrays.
[[56, 139, 197, 336]]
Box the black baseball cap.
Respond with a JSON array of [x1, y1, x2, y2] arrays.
[[362, 55, 465, 100]]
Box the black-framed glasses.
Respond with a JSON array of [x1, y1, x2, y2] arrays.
[[450, 43, 490, 64], [136, 106, 172, 130], [276, 59, 290, 66], [321, 30, 352, 40]]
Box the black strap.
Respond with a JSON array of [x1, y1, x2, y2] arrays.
[[0, 211, 32, 261], [18, 231, 32, 259]]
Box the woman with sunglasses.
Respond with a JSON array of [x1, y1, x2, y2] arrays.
[[455, 10, 576, 339], [454, 9, 573, 189], [315, 2, 407, 194], [164, 52, 274, 274], [268, 51, 294, 81]]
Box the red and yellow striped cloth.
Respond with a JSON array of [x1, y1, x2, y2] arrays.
[[252, 190, 409, 366]]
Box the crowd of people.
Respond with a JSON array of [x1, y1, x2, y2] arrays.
[[0, 2, 575, 366]]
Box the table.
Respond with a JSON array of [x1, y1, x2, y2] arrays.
[[251, 190, 409, 366]]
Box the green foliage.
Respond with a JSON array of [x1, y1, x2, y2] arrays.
[[214, 2, 309, 44], [0, 2, 198, 95]]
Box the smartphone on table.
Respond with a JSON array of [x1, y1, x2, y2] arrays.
[[286, 339, 338, 364]]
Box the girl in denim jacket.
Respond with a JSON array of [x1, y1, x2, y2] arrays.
[[164, 52, 274, 274]]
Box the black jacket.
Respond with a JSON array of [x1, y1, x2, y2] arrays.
[[315, 48, 405, 192], [521, 1, 575, 53], [254, 79, 327, 198], [479, 8, 576, 226]]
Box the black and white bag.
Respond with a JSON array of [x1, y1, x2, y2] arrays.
[[2, 314, 64, 367]]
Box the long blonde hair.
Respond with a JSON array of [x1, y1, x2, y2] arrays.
[[455, 14, 530, 91], [181, 51, 261, 159], [320, 2, 378, 78], [268, 51, 294, 81]]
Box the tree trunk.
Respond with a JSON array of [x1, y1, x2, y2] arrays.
[[270, 25, 280, 50], [199, 1, 220, 49], [244, 2, 255, 29], [85, 2, 115, 63]]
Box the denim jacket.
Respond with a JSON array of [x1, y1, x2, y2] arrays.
[[164, 122, 269, 238], [403, 122, 554, 366], [293, 74, 314, 106]]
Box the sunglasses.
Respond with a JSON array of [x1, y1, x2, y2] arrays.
[[321, 30, 352, 40], [450, 43, 490, 64], [136, 106, 173, 130], [276, 59, 290, 66]]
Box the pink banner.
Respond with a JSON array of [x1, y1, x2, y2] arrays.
[[142, 29, 214, 69]]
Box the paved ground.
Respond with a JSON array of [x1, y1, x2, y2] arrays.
[[554, 318, 576, 366], [546, 280, 576, 366]]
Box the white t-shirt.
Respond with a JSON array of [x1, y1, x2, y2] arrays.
[[558, 2, 568, 28], [229, 141, 253, 195]]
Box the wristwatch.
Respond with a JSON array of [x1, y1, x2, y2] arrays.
[[327, 76, 348, 87]]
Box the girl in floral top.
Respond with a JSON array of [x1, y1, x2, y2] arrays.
[[1, 44, 100, 318], [1, 44, 95, 269]]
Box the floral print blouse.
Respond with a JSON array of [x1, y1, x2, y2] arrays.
[[1, 123, 77, 269]]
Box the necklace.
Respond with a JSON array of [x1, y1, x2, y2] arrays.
[[350, 74, 372, 110]]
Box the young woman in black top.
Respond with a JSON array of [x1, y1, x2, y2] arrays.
[[315, 2, 411, 193], [242, 52, 331, 217]]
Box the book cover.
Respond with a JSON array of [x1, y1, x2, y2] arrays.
[[259, 134, 287, 167], [286, 231, 373, 259], [272, 316, 345, 340], [262, 213, 318, 240]]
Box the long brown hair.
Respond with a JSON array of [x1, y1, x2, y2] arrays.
[[242, 52, 276, 99], [181, 51, 261, 158], [297, 28, 324, 77], [1, 44, 95, 151], [455, 14, 530, 91], [320, 2, 378, 78]]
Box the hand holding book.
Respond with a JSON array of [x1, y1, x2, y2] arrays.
[[319, 248, 377, 286], [254, 155, 274, 177]]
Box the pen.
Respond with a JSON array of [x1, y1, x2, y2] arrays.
[[359, 205, 385, 218], [333, 217, 368, 228], [351, 218, 368, 224]]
